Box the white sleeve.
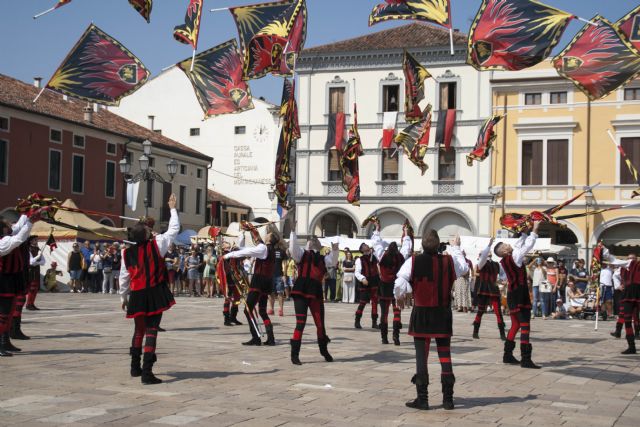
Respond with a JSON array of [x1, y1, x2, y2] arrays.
[[225, 243, 268, 260], [325, 248, 339, 268], [394, 257, 413, 299], [513, 232, 538, 267], [449, 245, 470, 278], [289, 232, 304, 263], [10, 215, 28, 235], [0, 220, 32, 257], [155, 209, 180, 256], [237, 232, 246, 248], [602, 248, 618, 264], [477, 245, 491, 270], [613, 269, 622, 290], [354, 258, 366, 282], [400, 235, 412, 260], [118, 249, 130, 303], [30, 251, 45, 266], [371, 230, 385, 261]]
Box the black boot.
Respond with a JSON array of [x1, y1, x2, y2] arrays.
[[472, 322, 480, 339], [243, 321, 262, 346], [318, 336, 333, 362], [635, 327, 640, 339], [263, 324, 275, 346], [231, 307, 243, 325], [520, 343, 541, 369], [380, 323, 389, 344], [0, 333, 13, 357], [611, 323, 622, 338], [405, 374, 429, 410], [503, 340, 520, 364], [372, 315, 379, 329], [393, 321, 401, 346], [290, 339, 302, 365], [141, 353, 162, 385], [10, 318, 30, 340], [130, 347, 142, 377], [622, 336, 637, 354], [223, 313, 233, 326], [2, 333, 21, 352], [354, 314, 362, 329], [499, 324, 506, 341], [441, 374, 455, 410]]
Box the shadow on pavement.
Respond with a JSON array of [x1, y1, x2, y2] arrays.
[[340, 350, 414, 364], [164, 368, 279, 383], [452, 393, 538, 409], [31, 332, 102, 340], [25, 348, 122, 355], [164, 326, 217, 332]]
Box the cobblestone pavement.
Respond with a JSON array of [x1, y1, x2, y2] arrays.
[[1, 294, 639, 426]]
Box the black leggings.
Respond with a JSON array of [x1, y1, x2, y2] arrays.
[[0, 296, 15, 334], [414, 337, 453, 378], [245, 290, 271, 338], [291, 296, 327, 341], [131, 313, 162, 354]]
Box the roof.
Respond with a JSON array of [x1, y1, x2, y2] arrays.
[[0, 74, 212, 162], [207, 189, 251, 209], [303, 23, 467, 55]]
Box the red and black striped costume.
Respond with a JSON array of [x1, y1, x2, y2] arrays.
[[245, 245, 276, 342], [218, 256, 242, 325], [9, 243, 29, 340], [26, 245, 41, 308], [0, 245, 26, 338], [501, 255, 532, 343], [620, 260, 640, 353], [355, 254, 380, 326], [379, 250, 405, 344], [473, 259, 504, 337]]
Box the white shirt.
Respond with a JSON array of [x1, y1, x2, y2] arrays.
[[224, 232, 268, 261], [0, 215, 32, 257], [477, 244, 492, 270], [30, 248, 46, 267], [600, 267, 613, 287], [289, 232, 338, 268], [613, 268, 623, 290], [119, 209, 180, 303], [370, 230, 413, 261], [512, 232, 538, 268]]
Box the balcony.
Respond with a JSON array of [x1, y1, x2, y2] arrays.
[[376, 180, 404, 196], [323, 181, 346, 196], [432, 180, 462, 195]]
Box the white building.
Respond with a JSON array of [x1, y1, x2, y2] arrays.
[[294, 23, 494, 241], [111, 67, 281, 223]]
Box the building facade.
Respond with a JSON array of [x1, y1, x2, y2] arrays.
[[491, 64, 640, 259], [294, 23, 494, 240]]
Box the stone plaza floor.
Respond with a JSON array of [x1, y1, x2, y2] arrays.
[[0, 293, 639, 426]]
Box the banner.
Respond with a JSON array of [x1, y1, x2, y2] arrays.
[[274, 78, 299, 210], [403, 50, 431, 123], [340, 104, 363, 206], [435, 108, 456, 150], [616, 5, 640, 52], [128, 0, 152, 22], [466, 115, 502, 166], [173, 0, 203, 49], [395, 104, 432, 175], [325, 113, 346, 151], [382, 112, 398, 149], [369, 0, 451, 28]]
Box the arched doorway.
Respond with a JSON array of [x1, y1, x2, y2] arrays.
[[599, 221, 640, 256], [420, 209, 474, 240], [537, 222, 579, 259], [312, 211, 358, 238]]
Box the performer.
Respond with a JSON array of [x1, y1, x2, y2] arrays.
[[395, 231, 469, 410], [493, 221, 541, 369], [26, 236, 45, 310], [218, 241, 243, 327], [612, 254, 640, 339], [354, 241, 380, 330], [288, 226, 339, 365], [373, 223, 412, 345], [119, 194, 179, 385], [620, 253, 640, 354], [224, 223, 280, 346], [472, 237, 506, 340]]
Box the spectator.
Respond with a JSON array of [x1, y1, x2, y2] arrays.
[[284, 250, 296, 301], [88, 246, 102, 293], [165, 243, 178, 296], [67, 242, 84, 293], [80, 240, 93, 293], [342, 249, 356, 303], [325, 248, 338, 302], [269, 242, 287, 316], [177, 247, 187, 295], [551, 298, 568, 320], [557, 260, 568, 303], [202, 246, 217, 298], [570, 259, 589, 292], [542, 257, 558, 318], [600, 262, 614, 319], [454, 253, 472, 313], [187, 248, 201, 297], [112, 242, 121, 294], [529, 257, 546, 317], [101, 245, 115, 294], [44, 261, 62, 292], [567, 281, 586, 317], [196, 244, 205, 295]]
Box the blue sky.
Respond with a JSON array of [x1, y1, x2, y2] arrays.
[[0, 1, 636, 103]]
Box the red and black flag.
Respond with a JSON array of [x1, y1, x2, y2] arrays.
[[395, 104, 432, 175], [466, 114, 502, 166], [231, 0, 307, 80], [274, 78, 300, 209], [467, 0, 574, 71], [369, 0, 451, 29], [403, 50, 431, 123], [340, 105, 363, 206], [553, 16, 640, 100], [325, 113, 346, 151], [43, 24, 150, 106], [45, 232, 57, 251], [173, 0, 203, 49], [34, 0, 72, 19], [177, 39, 254, 119], [616, 5, 640, 52], [128, 0, 153, 23], [435, 108, 455, 150]]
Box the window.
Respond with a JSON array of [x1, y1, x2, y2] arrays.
[[521, 139, 568, 186], [223, 211, 230, 227], [146, 180, 154, 208], [106, 142, 117, 155], [0, 140, 7, 184], [73, 135, 85, 148], [190, 128, 200, 136], [546, 139, 568, 185], [72, 154, 84, 193], [328, 149, 341, 181], [550, 91, 567, 104], [439, 82, 457, 110], [234, 126, 246, 135], [621, 137, 640, 184], [179, 185, 186, 212], [197, 168, 203, 179], [381, 149, 399, 181], [49, 150, 61, 191], [382, 85, 399, 112], [329, 87, 345, 114], [196, 188, 202, 215], [180, 164, 187, 175], [50, 129, 62, 143], [105, 161, 116, 198], [624, 88, 640, 101], [0, 116, 8, 132], [521, 140, 543, 185], [438, 149, 456, 180], [161, 183, 172, 222], [148, 156, 155, 168], [154, 129, 162, 134], [524, 93, 542, 105]]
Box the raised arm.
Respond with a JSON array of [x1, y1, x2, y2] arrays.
[[477, 237, 494, 270], [10, 215, 28, 235], [30, 249, 46, 266], [371, 230, 386, 261], [289, 231, 304, 263], [400, 235, 412, 260], [394, 256, 413, 300], [513, 222, 540, 267], [224, 243, 268, 260], [0, 218, 32, 257], [448, 235, 469, 278], [155, 194, 179, 256], [324, 242, 340, 268]]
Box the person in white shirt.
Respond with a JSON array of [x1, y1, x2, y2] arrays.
[[600, 262, 615, 319], [472, 237, 506, 340], [119, 194, 179, 385], [26, 236, 45, 311], [354, 240, 381, 330]]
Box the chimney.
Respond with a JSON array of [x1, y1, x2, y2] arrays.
[[148, 115, 155, 131], [83, 103, 93, 123], [33, 77, 42, 88]]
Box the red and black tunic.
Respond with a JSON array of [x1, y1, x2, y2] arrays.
[[359, 254, 380, 290], [0, 243, 27, 298], [622, 260, 640, 303], [292, 251, 327, 299], [249, 245, 275, 294], [476, 260, 500, 297], [378, 250, 404, 300], [123, 239, 175, 318], [408, 253, 456, 338], [28, 246, 40, 283], [500, 255, 531, 313]]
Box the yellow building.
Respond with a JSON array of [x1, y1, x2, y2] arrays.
[[490, 63, 640, 260]]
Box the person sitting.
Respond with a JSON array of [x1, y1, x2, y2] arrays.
[[44, 262, 62, 292], [566, 280, 586, 317], [551, 299, 567, 320]]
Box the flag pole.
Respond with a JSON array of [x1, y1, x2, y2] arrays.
[[33, 7, 56, 19], [189, 49, 196, 72], [210, 7, 230, 13], [33, 87, 46, 104], [576, 17, 598, 26], [449, 28, 454, 56]]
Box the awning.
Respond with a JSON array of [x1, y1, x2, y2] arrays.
[[612, 239, 640, 247]]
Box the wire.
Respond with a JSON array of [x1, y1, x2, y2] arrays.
[[211, 168, 272, 185]]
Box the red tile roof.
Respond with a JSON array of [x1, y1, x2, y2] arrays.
[[303, 23, 467, 54], [0, 74, 212, 161], [207, 189, 251, 210]]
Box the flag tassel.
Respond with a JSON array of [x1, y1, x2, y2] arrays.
[[33, 6, 56, 19]]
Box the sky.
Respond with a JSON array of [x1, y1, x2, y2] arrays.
[[0, 1, 636, 103]]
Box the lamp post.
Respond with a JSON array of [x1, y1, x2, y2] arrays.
[[119, 139, 178, 217], [584, 187, 594, 267], [267, 185, 276, 202]]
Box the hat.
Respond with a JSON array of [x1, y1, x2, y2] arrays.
[[546, 257, 555, 263]]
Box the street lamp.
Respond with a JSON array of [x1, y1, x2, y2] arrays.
[[267, 185, 276, 202], [119, 140, 178, 217]]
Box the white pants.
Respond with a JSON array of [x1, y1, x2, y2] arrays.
[[342, 274, 355, 303]]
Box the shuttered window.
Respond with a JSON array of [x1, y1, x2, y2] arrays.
[[439, 82, 457, 109], [438, 149, 456, 180], [328, 149, 341, 181], [329, 87, 345, 114], [621, 137, 640, 184], [547, 139, 568, 185], [381, 149, 398, 181], [522, 140, 542, 185]]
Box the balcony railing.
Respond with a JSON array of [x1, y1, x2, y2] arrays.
[[432, 180, 462, 195]]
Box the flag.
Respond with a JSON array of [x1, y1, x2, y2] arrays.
[[369, 0, 451, 28], [590, 241, 604, 287], [466, 114, 503, 166], [325, 113, 346, 151], [395, 104, 432, 175], [208, 226, 221, 239], [126, 181, 140, 211], [277, 204, 289, 219], [467, 0, 574, 71], [173, 0, 203, 49], [177, 39, 254, 118], [403, 50, 431, 123], [55, 0, 72, 9], [128, 0, 153, 23], [340, 104, 363, 206], [231, 0, 307, 80], [274, 78, 299, 210], [382, 112, 398, 149], [45, 232, 57, 251], [435, 108, 455, 150], [616, 5, 640, 52], [553, 16, 640, 100], [44, 24, 150, 106]]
